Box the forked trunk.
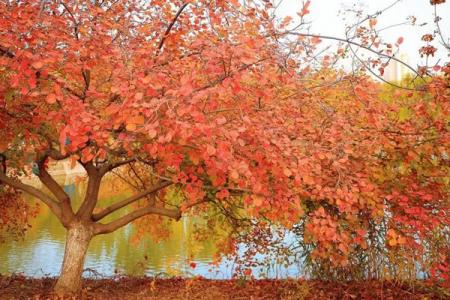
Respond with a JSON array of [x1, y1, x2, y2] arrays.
[[54, 223, 93, 295]]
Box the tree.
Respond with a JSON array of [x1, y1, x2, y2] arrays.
[[1, 0, 448, 295], [0, 0, 310, 294]]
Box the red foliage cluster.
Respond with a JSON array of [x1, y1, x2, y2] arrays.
[[0, 0, 448, 290]]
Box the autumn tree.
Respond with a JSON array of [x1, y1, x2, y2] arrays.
[[0, 0, 317, 294], [0, 0, 448, 295]]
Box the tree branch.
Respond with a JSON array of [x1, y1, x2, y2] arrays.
[[92, 181, 172, 221], [61, 2, 80, 40], [94, 205, 181, 235], [157, 2, 189, 53], [30, 152, 75, 224], [36, 156, 70, 203], [0, 46, 14, 58], [0, 153, 6, 173], [76, 161, 102, 219], [99, 157, 136, 176], [0, 172, 62, 220], [48, 148, 71, 160], [284, 32, 423, 80]]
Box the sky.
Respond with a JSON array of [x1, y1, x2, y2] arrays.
[[275, 0, 450, 68]]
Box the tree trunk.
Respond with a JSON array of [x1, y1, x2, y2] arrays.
[[54, 222, 93, 295]]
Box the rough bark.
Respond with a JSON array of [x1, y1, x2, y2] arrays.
[[54, 222, 93, 295]]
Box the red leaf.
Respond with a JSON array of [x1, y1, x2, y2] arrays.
[[298, 0, 311, 17]]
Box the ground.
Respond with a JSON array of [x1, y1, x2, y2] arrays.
[[0, 276, 448, 299]]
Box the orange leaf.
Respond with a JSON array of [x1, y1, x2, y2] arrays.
[[298, 0, 311, 17], [46, 93, 57, 104], [132, 115, 145, 125], [302, 175, 315, 185], [135, 92, 144, 100], [252, 195, 264, 207], [387, 229, 397, 237], [311, 36, 321, 45], [31, 60, 44, 69], [126, 123, 137, 131], [230, 169, 239, 181], [148, 128, 157, 139], [283, 168, 292, 177]]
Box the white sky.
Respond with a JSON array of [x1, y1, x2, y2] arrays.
[[276, 0, 450, 67]]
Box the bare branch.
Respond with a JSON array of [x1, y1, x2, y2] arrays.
[[157, 2, 189, 53], [94, 205, 181, 235], [434, 5, 450, 51], [183, 197, 210, 211], [61, 2, 80, 40], [285, 32, 423, 80], [99, 157, 136, 176], [92, 181, 172, 221], [345, 36, 419, 91]]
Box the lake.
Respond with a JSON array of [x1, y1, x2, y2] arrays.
[[0, 173, 301, 279]]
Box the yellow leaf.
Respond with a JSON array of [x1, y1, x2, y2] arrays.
[[398, 107, 411, 122]]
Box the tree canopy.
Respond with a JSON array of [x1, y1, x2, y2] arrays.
[[0, 0, 448, 294]]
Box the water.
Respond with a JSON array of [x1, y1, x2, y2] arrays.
[[0, 173, 301, 279]]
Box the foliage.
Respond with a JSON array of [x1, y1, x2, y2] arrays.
[[231, 72, 449, 281], [0, 0, 448, 292], [0, 183, 37, 242]]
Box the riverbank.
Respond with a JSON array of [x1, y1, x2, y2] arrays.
[[0, 275, 448, 299]]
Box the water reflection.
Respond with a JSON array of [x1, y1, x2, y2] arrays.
[[0, 174, 300, 279]]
